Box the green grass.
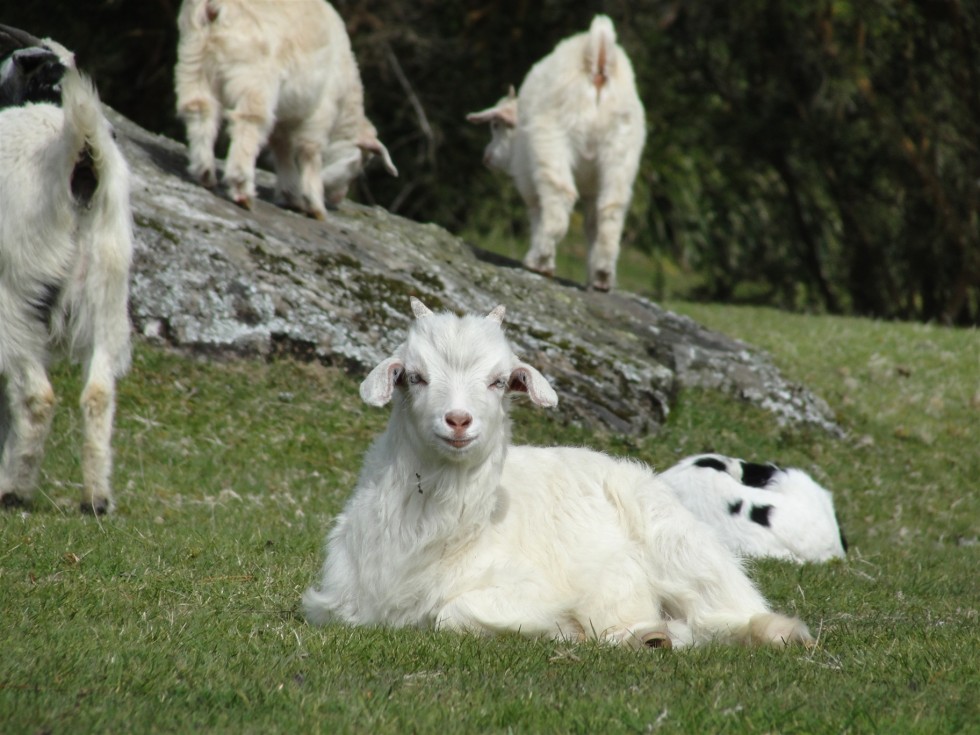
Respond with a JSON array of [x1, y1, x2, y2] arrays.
[[2, 301, 978, 733]]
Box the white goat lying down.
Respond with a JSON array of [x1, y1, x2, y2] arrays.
[[467, 15, 646, 291], [304, 299, 814, 649], [0, 54, 132, 514], [175, 0, 397, 220], [659, 454, 848, 563]]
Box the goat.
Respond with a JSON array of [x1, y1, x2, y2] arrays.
[[175, 0, 397, 220], [0, 51, 133, 514], [303, 299, 814, 649], [467, 15, 646, 291], [658, 454, 848, 563], [0, 23, 67, 107]]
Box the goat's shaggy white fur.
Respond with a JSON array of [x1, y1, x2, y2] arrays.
[[0, 56, 132, 514], [467, 15, 645, 291], [303, 299, 814, 649], [175, 0, 397, 220], [658, 454, 848, 563]]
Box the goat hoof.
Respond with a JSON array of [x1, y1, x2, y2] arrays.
[[232, 194, 253, 211], [590, 271, 613, 292], [275, 199, 305, 215], [80, 498, 110, 515], [1, 492, 26, 510], [309, 209, 327, 222], [524, 262, 555, 278], [199, 171, 217, 189], [641, 631, 672, 649]]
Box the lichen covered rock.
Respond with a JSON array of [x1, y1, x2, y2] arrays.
[[113, 109, 839, 436]]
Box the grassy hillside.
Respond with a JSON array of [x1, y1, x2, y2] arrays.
[[1, 296, 976, 733]]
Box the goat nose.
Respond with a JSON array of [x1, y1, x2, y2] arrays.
[[445, 410, 473, 432]]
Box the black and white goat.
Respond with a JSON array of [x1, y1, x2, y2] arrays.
[[0, 24, 67, 107], [0, 37, 133, 514], [659, 454, 847, 563]]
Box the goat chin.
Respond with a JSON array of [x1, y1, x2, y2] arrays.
[[303, 298, 815, 650], [438, 437, 478, 454]]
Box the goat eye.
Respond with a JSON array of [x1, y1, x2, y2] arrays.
[[490, 377, 507, 390], [408, 373, 427, 386]]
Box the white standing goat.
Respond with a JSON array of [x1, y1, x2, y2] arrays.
[[0, 50, 133, 514], [467, 15, 646, 291], [303, 299, 814, 649], [175, 0, 397, 220]]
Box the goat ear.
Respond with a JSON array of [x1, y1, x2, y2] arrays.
[[410, 297, 433, 319], [466, 106, 498, 125], [486, 305, 506, 324], [360, 356, 405, 407], [508, 363, 558, 407], [466, 103, 517, 128], [507, 84, 517, 99], [357, 135, 398, 177], [497, 102, 518, 128]]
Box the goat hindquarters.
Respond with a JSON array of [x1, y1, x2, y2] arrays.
[[0, 68, 132, 513]]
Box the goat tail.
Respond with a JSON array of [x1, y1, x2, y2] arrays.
[[586, 15, 618, 93], [58, 68, 134, 377], [58, 66, 101, 156]]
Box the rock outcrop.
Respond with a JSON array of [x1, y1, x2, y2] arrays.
[[114, 110, 839, 436]]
